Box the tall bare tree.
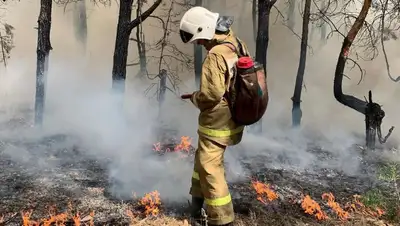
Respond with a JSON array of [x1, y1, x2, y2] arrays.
[[252, 0, 257, 42], [0, 0, 15, 67], [111, 0, 162, 93], [333, 0, 393, 149], [250, 0, 278, 134], [374, 0, 400, 82], [309, 0, 327, 45], [291, 0, 311, 127], [35, 0, 53, 126], [0, 23, 14, 68], [73, 0, 88, 52], [287, 0, 295, 30], [132, 0, 147, 79], [129, 0, 192, 91]]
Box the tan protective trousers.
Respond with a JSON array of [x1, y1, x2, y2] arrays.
[[190, 136, 234, 225]]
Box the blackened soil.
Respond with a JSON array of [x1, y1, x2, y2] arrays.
[[0, 133, 396, 225]]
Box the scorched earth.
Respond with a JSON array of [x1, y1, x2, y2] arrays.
[[0, 126, 398, 226]]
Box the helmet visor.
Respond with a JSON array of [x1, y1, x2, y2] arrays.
[[180, 30, 194, 43]]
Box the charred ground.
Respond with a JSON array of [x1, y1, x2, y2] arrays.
[[0, 123, 398, 225]]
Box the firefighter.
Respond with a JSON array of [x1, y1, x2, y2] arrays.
[[179, 6, 250, 226]]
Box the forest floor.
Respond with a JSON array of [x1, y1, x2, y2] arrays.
[[0, 127, 399, 226]]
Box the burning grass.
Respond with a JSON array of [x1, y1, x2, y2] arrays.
[[12, 184, 389, 225], [251, 180, 278, 204], [301, 195, 328, 220], [0, 134, 399, 225], [297, 192, 387, 223], [153, 136, 195, 157], [20, 206, 94, 226], [18, 191, 165, 225]]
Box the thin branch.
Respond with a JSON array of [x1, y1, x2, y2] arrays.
[[127, 0, 163, 32], [380, 0, 400, 82]]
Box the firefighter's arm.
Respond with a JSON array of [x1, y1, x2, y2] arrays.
[[190, 53, 227, 111]]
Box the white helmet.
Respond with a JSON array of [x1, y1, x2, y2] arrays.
[[179, 6, 219, 43]]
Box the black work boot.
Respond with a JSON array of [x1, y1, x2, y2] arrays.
[[190, 197, 207, 226]]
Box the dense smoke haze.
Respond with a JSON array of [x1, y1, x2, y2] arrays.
[[0, 0, 398, 203]]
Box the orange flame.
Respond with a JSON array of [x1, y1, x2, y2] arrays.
[[301, 195, 328, 220], [174, 136, 192, 152], [21, 206, 95, 226], [22, 210, 34, 226], [72, 213, 81, 226], [41, 213, 67, 226], [139, 190, 161, 217], [251, 180, 278, 204], [322, 192, 349, 220], [153, 136, 192, 156]]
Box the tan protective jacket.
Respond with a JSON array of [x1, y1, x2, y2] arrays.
[[190, 29, 250, 146]]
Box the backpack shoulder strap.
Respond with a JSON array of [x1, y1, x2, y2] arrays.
[[235, 37, 250, 57], [209, 37, 248, 57], [208, 42, 238, 93]]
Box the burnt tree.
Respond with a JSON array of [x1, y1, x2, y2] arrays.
[[250, 0, 277, 134], [134, 0, 147, 79], [333, 0, 394, 150], [194, 0, 203, 88], [0, 24, 14, 68], [111, 0, 162, 93], [379, 0, 400, 82], [252, 0, 257, 42], [73, 0, 87, 51], [319, 0, 327, 43], [287, 0, 295, 30], [291, 0, 311, 127], [35, 0, 53, 126]]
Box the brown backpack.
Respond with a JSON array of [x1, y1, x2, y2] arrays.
[[220, 38, 269, 126]]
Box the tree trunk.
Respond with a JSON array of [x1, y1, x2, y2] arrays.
[[111, 0, 162, 93], [333, 0, 392, 149], [112, 0, 134, 92], [35, 0, 53, 126], [333, 0, 371, 115], [252, 0, 257, 42], [136, 0, 147, 79], [0, 32, 7, 67], [291, 0, 311, 127], [320, 23, 327, 44], [250, 0, 277, 134], [319, 0, 327, 43], [73, 0, 87, 52], [287, 0, 295, 30], [194, 0, 203, 88], [158, 69, 167, 118]]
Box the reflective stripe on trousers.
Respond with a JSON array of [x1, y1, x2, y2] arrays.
[[190, 138, 235, 225], [198, 125, 244, 137], [192, 172, 232, 206]]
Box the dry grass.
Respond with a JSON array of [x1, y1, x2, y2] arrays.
[[0, 134, 397, 226], [126, 215, 190, 226], [122, 214, 392, 226]]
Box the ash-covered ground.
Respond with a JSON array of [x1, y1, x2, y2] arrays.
[[0, 120, 397, 225]]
